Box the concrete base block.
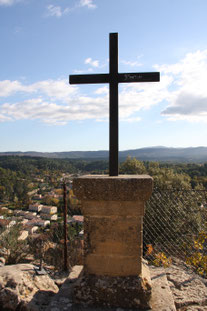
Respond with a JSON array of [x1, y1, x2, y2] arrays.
[[47, 265, 176, 311], [73, 263, 152, 309]]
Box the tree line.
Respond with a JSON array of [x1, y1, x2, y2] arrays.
[[0, 155, 207, 205]]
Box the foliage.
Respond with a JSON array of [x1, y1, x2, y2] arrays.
[[27, 222, 83, 270], [28, 233, 53, 268], [0, 167, 29, 205], [186, 231, 207, 277], [146, 244, 172, 268], [68, 189, 82, 215], [49, 222, 82, 243], [0, 223, 28, 264], [1, 155, 207, 190], [1, 155, 207, 273], [42, 195, 59, 206], [120, 157, 192, 189], [120, 156, 146, 175], [0, 156, 108, 176]]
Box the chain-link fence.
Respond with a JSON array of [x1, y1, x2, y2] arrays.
[[144, 189, 207, 262], [1, 188, 207, 273]]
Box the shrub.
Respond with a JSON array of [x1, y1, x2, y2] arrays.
[[0, 223, 28, 264], [186, 231, 207, 276]]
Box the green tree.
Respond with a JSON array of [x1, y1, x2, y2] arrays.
[[120, 156, 146, 174]]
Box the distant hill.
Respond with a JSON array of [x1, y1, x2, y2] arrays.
[[1, 146, 207, 162]]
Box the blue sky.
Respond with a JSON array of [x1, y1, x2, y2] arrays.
[[1, 0, 207, 152]]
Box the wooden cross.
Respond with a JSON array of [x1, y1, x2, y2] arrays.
[[69, 33, 160, 176]]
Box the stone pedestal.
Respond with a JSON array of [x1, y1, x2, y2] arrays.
[[73, 175, 153, 309]]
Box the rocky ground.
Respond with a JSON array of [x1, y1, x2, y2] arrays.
[[0, 260, 207, 310], [0, 263, 59, 310], [165, 259, 207, 311]]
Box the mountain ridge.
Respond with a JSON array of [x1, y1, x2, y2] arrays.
[[1, 146, 207, 162]]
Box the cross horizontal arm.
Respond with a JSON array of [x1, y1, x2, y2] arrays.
[[70, 74, 109, 84], [118, 72, 160, 83]]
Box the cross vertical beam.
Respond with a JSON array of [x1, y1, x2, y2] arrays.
[[109, 33, 119, 176], [69, 33, 160, 177]]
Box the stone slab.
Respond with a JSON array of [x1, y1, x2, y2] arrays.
[[150, 266, 176, 311], [73, 175, 153, 202]]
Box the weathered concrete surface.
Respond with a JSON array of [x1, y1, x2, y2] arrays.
[[73, 175, 153, 202], [73, 175, 152, 277], [49, 262, 206, 311], [84, 214, 142, 276], [48, 265, 176, 311], [73, 263, 152, 309], [83, 200, 145, 216], [72, 175, 153, 308]]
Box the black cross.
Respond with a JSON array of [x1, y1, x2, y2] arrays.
[[69, 33, 160, 176]]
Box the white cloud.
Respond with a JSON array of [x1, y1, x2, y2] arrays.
[[0, 0, 20, 6], [85, 57, 99, 68], [163, 93, 207, 116], [46, 5, 70, 18], [3, 49, 207, 126], [158, 49, 207, 122], [121, 60, 142, 67], [46, 0, 96, 18], [0, 79, 109, 125], [0, 113, 11, 122], [0, 79, 77, 100], [0, 80, 24, 97], [75, 58, 106, 72], [94, 86, 109, 95], [0, 74, 166, 125], [31, 80, 77, 100], [118, 74, 171, 119], [79, 0, 96, 9], [1, 96, 108, 125]]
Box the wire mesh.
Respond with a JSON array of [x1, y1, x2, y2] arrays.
[[143, 188, 207, 260]]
